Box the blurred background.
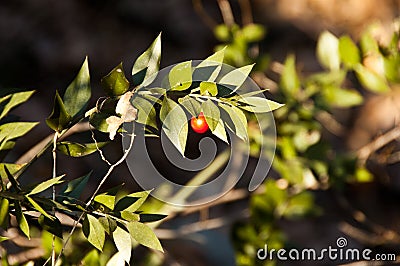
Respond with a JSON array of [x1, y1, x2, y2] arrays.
[[2, 0, 400, 265]]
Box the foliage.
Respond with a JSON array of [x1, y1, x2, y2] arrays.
[[0, 32, 280, 265]]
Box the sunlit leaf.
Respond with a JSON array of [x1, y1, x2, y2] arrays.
[[219, 64, 254, 93], [238, 97, 283, 113], [200, 81, 218, 96], [114, 190, 151, 212], [169, 61, 192, 91], [160, 97, 188, 156], [0, 122, 38, 147], [194, 48, 225, 81], [242, 23, 266, 42], [322, 87, 363, 108], [317, 31, 340, 71], [83, 214, 106, 251], [94, 194, 115, 210], [219, 103, 248, 141], [212, 118, 228, 143], [0, 198, 9, 228], [132, 33, 162, 86], [178, 96, 202, 117], [15, 202, 30, 238], [101, 63, 130, 96], [131, 96, 158, 129], [339, 36, 360, 68], [46, 90, 71, 132], [27, 176, 64, 196], [98, 216, 117, 235], [89, 110, 114, 133], [57, 142, 108, 157], [81, 249, 100, 266], [113, 227, 132, 263], [280, 54, 300, 97], [63, 57, 91, 118], [127, 221, 163, 252], [201, 99, 220, 131], [354, 64, 390, 93], [0, 90, 35, 120], [106, 252, 125, 266], [25, 196, 53, 220]]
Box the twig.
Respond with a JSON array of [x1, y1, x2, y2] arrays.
[[315, 111, 347, 136], [51, 132, 59, 266], [192, 0, 218, 30], [55, 130, 136, 264], [357, 126, 400, 164], [217, 0, 235, 27], [238, 0, 253, 25]]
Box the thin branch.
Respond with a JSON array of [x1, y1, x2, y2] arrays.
[[356, 126, 400, 164], [51, 132, 59, 266], [315, 111, 347, 136], [217, 0, 235, 27], [238, 0, 253, 25], [55, 130, 136, 264], [192, 0, 218, 30]]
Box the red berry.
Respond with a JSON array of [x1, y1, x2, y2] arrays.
[[190, 112, 209, 133]]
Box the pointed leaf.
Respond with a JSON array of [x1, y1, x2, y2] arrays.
[[27, 176, 64, 196], [15, 202, 30, 238], [106, 252, 125, 266], [0, 122, 38, 145], [238, 97, 284, 113], [160, 97, 188, 156], [57, 141, 108, 157], [132, 33, 162, 86], [46, 90, 71, 132], [198, 48, 225, 67], [355, 64, 390, 93], [317, 31, 340, 71], [89, 110, 115, 133], [38, 214, 63, 238], [280, 54, 300, 97], [131, 96, 158, 129], [0, 236, 9, 243], [194, 48, 225, 81], [219, 64, 254, 93], [0, 198, 9, 228], [25, 196, 53, 220], [83, 214, 106, 251], [212, 118, 228, 143], [113, 227, 132, 263], [127, 221, 163, 252], [322, 87, 363, 108], [201, 100, 220, 131], [63, 57, 91, 118], [101, 63, 130, 96], [0, 90, 35, 120], [60, 172, 91, 199], [339, 36, 360, 68], [94, 194, 115, 210], [98, 216, 117, 235], [139, 213, 167, 223], [178, 96, 202, 117], [200, 81, 218, 96], [219, 103, 248, 140], [169, 61, 192, 91]]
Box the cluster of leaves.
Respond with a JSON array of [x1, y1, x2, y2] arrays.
[[232, 21, 400, 266]]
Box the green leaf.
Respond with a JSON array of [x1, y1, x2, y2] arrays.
[[63, 57, 91, 118], [81, 249, 100, 266], [57, 141, 108, 157], [89, 110, 114, 133], [98, 216, 117, 235], [120, 211, 140, 222], [201, 99, 220, 131], [60, 172, 91, 199], [38, 214, 63, 238], [198, 48, 225, 66], [178, 96, 202, 117], [132, 33, 162, 86], [238, 97, 284, 113], [160, 97, 188, 156], [94, 194, 115, 210], [2, 165, 21, 192], [242, 23, 266, 42], [46, 90, 72, 132], [200, 81, 218, 96], [0, 90, 35, 120], [360, 30, 379, 55], [83, 214, 106, 251], [214, 24, 230, 42], [106, 252, 125, 266], [15, 202, 30, 238], [113, 227, 132, 263], [0, 122, 38, 146], [101, 63, 130, 96], [354, 64, 390, 93], [131, 96, 158, 129], [25, 196, 53, 220], [127, 221, 163, 252], [219, 64, 254, 93], [0, 198, 9, 228], [219, 103, 248, 141], [317, 31, 340, 71], [194, 48, 225, 82], [27, 176, 64, 196], [212, 118, 228, 143], [322, 87, 363, 108], [280, 54, 300, 97], [339, 36, 360, 68], [0, 236, 9, 243], [169, 61, 192, 91], [114, 190, 150, 212]]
